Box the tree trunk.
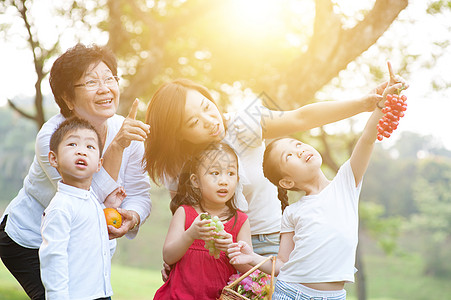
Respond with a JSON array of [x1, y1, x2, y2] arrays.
[[355, 229, 367, 300]]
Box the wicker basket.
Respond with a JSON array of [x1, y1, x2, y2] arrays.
[[219, 255, 276, 300]]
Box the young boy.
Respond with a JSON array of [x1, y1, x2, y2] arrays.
[[39, 117, 114, 300]]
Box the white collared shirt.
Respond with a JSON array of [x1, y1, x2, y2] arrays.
[[2, 113, 151, 248], [39, 181, 113, 300]]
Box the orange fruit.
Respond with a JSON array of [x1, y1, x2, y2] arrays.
[[104, 208, 122, 229]]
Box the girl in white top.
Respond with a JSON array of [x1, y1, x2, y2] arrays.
[[227, 63, 407, 299], [144, 78, 389, 258]]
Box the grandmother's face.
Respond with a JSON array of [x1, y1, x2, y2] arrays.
[[69, 61, 119, 124]]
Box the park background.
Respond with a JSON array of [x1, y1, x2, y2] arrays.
[[1, 0, 451, 299]]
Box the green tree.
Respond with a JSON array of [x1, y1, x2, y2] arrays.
[[4, 1, 450, 299], [411, 157, 451, 277], [0, 108, 36, 204]]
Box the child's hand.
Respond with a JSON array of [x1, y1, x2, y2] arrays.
[[366, 62, 409, 111], [380, 61, 409, 103], [213, 231, 233, 252], [104, 186, 126, 209], [186, 215, 215, 241], [161, 262, 172, 282], [227, 241, 254, 265]]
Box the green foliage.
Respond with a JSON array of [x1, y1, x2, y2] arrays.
[[427, 0, 451, 14], [362, 146, 418, 217], [409, 157, 451, 277], [359, 202, 403, 255], [0, 108, 36, 204]]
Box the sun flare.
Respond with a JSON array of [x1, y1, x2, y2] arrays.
[[231, 0, 277, 27]]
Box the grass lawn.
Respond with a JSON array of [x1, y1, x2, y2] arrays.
[[0, 263, 162, 300], [1, 253, 450, 299], [0, 262, 28, 300]]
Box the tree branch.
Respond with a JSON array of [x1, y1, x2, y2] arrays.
[[8, 99, 36, 121], [318, 127, 339, 173], [282, 0, 408, 108]]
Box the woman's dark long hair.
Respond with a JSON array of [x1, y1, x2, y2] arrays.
[[143, 78, 226, 185], [169, 142, 240, 224]]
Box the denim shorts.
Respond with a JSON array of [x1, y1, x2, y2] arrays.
[[273, 280, 346, 300], [251, 232, 280, 256]]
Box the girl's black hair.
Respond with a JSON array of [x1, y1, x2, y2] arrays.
[[170, 142, 240, 224], [263, 138, 292, 212], [277, 186, 290, 213]]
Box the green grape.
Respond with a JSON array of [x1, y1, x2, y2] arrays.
[[200, 213, 225, 259]]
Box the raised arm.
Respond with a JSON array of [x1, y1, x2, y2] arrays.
[[261, 86, 386, 139], [350, 62, 408, 186], [102, 99, 150, 181]]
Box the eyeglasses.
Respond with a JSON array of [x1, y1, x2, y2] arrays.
[[74, 76, 119, 90]]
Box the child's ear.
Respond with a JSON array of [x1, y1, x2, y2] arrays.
[[96, 157, 103, 173], [48, 151, 58, 168], [190, 174, 199, 188], [279, 178, 294, 190]]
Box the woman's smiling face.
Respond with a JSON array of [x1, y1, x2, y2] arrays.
[[179, 89, 225, 145], [69, 61, 119, 124]]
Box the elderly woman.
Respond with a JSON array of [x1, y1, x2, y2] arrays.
[[0, 43, 151, 299]]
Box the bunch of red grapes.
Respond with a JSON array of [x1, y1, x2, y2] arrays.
[[377, 92, 408, 141]]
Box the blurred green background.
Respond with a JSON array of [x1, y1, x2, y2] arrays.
[[1, 0, 451, 299]]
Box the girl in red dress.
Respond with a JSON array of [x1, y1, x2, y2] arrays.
[[154, 142, 252, 299]]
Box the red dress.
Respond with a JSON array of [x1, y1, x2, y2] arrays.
[[154, 205, 248, 300]]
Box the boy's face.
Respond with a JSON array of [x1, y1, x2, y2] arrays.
[[49, 128, 103, 190]]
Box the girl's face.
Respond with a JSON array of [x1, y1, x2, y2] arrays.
[[179, 89, 225, 145], [69, 61, 119, 125], [191, 151, 238, 206], [271, 138, 323, 185]]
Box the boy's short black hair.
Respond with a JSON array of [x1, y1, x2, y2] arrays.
[[50, 117, 104, 157]]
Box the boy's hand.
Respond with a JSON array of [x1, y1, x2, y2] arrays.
[[104, 186, 126, 208], [227, 241, 254, 265]]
